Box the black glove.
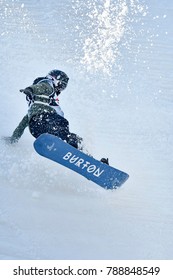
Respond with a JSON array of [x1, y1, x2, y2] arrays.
[[20, 87, 34, 102]]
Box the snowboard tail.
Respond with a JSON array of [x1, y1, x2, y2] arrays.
[[34, 133, 129, 189]]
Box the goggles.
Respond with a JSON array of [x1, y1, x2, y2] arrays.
[[52, 76, 69, 91]]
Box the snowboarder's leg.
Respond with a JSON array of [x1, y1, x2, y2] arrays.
[[29, 112, 83, 149]]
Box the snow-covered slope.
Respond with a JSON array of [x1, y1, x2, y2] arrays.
[[0, 0, 173, 260]]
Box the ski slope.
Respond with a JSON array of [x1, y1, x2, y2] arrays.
[[0, 0, 173, 260]]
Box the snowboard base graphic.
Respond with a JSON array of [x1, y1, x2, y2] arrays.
[[34, 134, 129, 189]]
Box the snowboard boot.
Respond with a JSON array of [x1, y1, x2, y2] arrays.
[[100, 158, 109, 165], [67, 133, 83, 149]]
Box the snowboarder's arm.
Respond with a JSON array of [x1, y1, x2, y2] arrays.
[[10, 114, 29, 143], [21, 82, 53, 98]]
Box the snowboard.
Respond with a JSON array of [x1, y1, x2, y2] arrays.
[[33, 133, 129, 189]]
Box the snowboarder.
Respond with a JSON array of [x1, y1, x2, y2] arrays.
[[6, 69, 82, 149], [5, 69, 109, 164]]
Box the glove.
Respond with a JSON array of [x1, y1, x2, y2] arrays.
[[20, 87, 34, 101], [2, 136, 18, 144]]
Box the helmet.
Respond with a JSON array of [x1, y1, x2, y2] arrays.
[[47, 69, 69, 91]]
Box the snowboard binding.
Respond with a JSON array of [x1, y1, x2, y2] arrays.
[[100, 158, 109, 165]]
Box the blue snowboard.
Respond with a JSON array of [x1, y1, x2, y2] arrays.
[[34, 133, 129, 189]]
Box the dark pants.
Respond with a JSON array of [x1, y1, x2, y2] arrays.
[[29, 112, 80, 149]]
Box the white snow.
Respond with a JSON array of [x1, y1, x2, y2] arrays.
[[0, 0, 173, 260]]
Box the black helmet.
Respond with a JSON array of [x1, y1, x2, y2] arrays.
[[47, 69, 69, 91]]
